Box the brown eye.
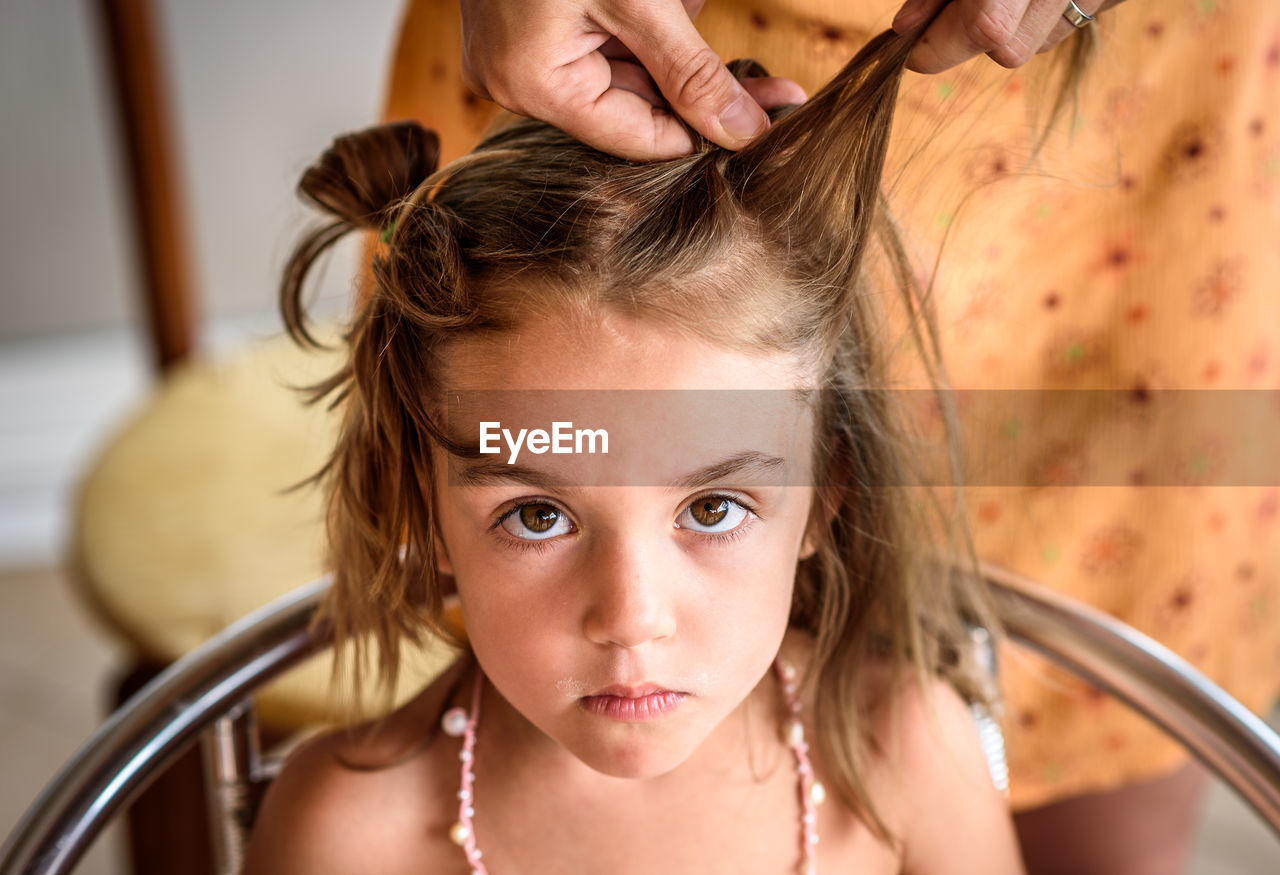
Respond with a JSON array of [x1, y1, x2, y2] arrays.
[[676, 495, 750, 534], [691, 498, 729, 527], [499, 502, 572, 542], [520, 504, 559, 532]]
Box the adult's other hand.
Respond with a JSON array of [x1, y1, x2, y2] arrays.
[[459, 0, 806, 161], [892, 0, 1125, 74]]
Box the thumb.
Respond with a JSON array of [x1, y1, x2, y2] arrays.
[[607, 3, 769, 149]]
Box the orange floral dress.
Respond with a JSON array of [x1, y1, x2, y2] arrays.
[[380, 0, 1280, 810]]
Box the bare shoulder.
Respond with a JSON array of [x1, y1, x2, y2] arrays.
[[241, 657, 470, 875], [861, 667, 1024, 875]]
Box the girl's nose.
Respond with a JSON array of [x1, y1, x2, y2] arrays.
[[581, 539, 676, 649]]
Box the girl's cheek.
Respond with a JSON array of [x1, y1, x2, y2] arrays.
[[681, 522, 792, 572], [455, 542, 567, 607]]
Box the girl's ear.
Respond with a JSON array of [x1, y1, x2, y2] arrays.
[[800, 483, 842, 560], [799, 534, 818, 561], [433, 522, 456, 581], [800, 446, 849, 560], [435, 546, 456, 579], [426, 505, 458, 597]]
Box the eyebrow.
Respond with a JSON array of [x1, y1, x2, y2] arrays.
[[450, 450, 788, 490]]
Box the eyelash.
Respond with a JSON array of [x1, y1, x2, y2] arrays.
[[488, 494, 761, 555]]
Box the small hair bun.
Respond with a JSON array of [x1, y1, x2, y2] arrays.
[[298, 121, 441, 230]]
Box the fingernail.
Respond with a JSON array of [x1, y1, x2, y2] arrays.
[[893, 0, 927, 32], [719, 93, 768, 142]]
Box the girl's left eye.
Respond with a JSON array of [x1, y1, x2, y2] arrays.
[[675, 495, 752, 534]]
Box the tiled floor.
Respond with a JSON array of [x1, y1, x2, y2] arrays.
[[1, 563, 1278, 873]]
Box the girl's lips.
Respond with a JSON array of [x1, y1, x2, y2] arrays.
[[579, 690, 685, 722]]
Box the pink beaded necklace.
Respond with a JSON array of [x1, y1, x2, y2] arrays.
[[439, 656, 824, 875]]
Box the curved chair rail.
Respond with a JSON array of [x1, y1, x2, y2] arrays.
[[0, 578, 330, 875], [983, 564, 1280, 834], [3, 571, 1280, 874]]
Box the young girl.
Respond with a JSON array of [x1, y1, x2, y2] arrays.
[[245, 26, 1033, 875]]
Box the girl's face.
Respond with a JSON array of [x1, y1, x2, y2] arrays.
[[431, 307, 818, 780]]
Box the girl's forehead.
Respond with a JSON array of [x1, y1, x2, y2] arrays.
[[438, 309, 809, 394], [435, 310, 819, 489]]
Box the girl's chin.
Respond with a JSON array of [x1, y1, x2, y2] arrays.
[[566, 731, 702, 781], [576, 748, 688, 780]]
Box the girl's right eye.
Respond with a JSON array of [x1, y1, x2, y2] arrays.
[[497, 502, 574, 541]]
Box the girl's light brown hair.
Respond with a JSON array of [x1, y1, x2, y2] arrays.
[[282, 20, 1095, 845]]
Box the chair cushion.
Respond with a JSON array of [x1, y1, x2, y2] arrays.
[[72, 328, 457, 729]]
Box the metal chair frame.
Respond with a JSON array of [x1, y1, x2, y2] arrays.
[[4, 568, 1280, 875]]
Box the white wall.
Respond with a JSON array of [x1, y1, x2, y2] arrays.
[[0, 0, 404, 340], [0, 0, 406, 566]]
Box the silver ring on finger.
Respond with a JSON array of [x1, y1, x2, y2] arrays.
[[1062, 0, 1095, 28]]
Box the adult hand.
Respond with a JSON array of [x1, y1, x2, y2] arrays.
[[891, 0, 1126, 74], [459, 0, 807, 161]]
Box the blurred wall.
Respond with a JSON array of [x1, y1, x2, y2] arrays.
[[0, 0, 403, 339]]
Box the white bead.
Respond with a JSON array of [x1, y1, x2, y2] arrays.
[[780, 661, 798, 682], [458, 788, 472, 801], [803, 811, 816, 824], [810, 781, 826, 806], [465, 806, 475, 817], [442, 707, 470, 737], [786, 720, 805, 747], [449, 822, 470, 845], [459, 749, 473, 762]]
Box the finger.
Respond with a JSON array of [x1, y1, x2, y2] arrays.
[[462, 13, 612, 109], [459, 54, 492, 102], [983, 0, 1082, 67], [683, 0, 707, 19], [601, 60, 805, 116], [602, 1, 771, 150], [608, 58, 663, 107], [740, 76, 808, 111], [983, 0, 1113, 66], [904, 0, 1036, 74], [892, 0, 950, 35], [599, 35, 638, 62], [542, 49, 696, 159], [1035, 0, 1122, 54]]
